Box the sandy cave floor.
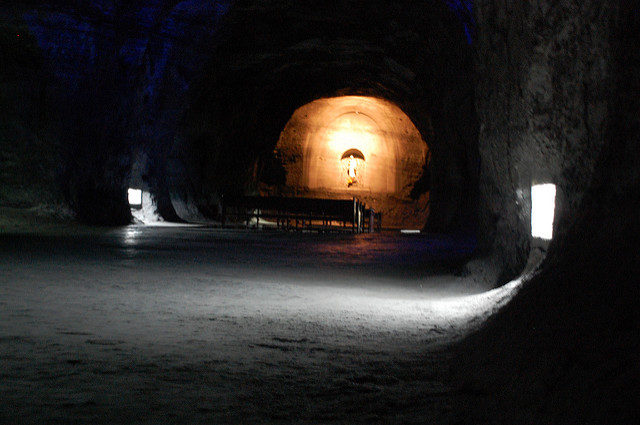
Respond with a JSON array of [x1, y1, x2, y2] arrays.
[[0, 223, 521, 424]]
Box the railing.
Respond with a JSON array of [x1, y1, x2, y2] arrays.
[[222, 196, 380, 233]]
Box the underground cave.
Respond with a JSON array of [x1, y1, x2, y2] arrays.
[[0, 1, 638, 424]]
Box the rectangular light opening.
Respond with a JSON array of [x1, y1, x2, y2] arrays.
[[531, 183, 556, 240], [128, 188, 143, 208]]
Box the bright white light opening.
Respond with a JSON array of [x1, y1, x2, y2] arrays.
[[128, 188, 142, 207], [531, 183, 556, 240]]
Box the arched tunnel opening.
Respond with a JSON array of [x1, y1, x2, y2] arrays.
[[166, 0, 478, 241], [266, 96, 430, 229], [0, 1, 637, 423]]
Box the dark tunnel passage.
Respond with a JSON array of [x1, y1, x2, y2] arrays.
[[0, 0, 480, 240], [0, 1, 638, 424], [175, 0, 478, 235]]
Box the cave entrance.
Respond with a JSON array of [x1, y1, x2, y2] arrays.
[[269, 96, 429, 229]]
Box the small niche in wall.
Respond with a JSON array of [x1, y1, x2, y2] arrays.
[[341, 149, 365, 187], [531, 183, 556, 240], [128, 188, 143, 209]]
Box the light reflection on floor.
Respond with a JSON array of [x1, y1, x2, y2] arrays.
[[0, 226, 523, 423]]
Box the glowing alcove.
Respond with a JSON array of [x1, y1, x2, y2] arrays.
[[273, 96, 429, 228]]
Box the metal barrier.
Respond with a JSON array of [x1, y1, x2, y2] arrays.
[[223, 196, 380, 233]]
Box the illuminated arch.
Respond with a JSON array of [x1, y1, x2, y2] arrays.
[[274, 96, 429, 228]]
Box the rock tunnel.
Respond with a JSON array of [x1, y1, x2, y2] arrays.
[[272, 96, 429, 229], [0, 0, 638, 423], [175, 0, 477, 234]]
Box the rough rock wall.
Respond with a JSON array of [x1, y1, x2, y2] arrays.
[[475, 1, 612, 281], [182, 0, 478, 228], [1, 1, 230, 223], [454, 2, 639, 422], [0, 4, 61, 208]]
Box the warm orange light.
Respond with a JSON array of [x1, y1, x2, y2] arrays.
[[341, 151, 365, 186], [274, 96, 429, 228]]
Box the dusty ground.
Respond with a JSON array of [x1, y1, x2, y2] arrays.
[[0, 215, 521, 424]]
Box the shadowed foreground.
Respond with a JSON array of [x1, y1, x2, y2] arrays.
[[0, 226, 517, 424]]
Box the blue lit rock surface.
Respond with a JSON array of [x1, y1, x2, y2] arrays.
[[1, 1, 230, 223], [1, 1, 478, 230]]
